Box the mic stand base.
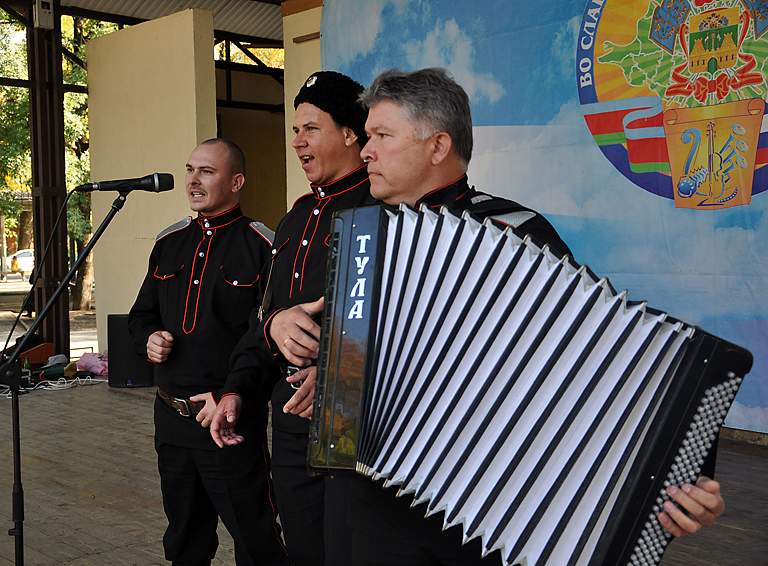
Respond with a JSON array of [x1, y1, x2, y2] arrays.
[[1, 192, 130, 566]]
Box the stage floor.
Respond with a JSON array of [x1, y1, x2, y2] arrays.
[[0, 384, 766, 565]]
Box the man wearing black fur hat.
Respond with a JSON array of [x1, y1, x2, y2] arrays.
[[210, 71, 375, 565]]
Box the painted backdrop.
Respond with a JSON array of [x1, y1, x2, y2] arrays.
[[321, 0, 768, 434]]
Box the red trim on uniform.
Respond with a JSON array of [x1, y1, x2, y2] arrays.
[[261, 443, 288, 555], [289, 207, 316, 299], [199, 203, 240, 220], [325, 176, 369, 199], [210, 215, 242, 230], [312, 162, 367, 188], [152, 265, 183, 280], [271, 237, 291, 259], [219, 265, 259, 287], [310, 162, 368, 196], [323, 233, 331, 247], [299, 198, 331, 292], [262, 307, 286, 353], [220, 392, 240, 399], [182, 233, 213, 334]]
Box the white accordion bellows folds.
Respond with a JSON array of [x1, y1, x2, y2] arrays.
[[308, 204, 753, 566]]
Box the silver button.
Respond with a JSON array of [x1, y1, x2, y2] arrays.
[[294, 272, 299, 279], [198, 252, 204, 257], [232, 280, 238, 286], [193, 279, 199, 285], [302, 239, 308, 246], [204, 221, 210, 228], [206, 230, 212, 236], [271, 249, 276, 255], [313, 209, 319, 216], [319, 191, 325, 197]]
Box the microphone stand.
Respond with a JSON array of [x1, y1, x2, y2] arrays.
[[1, 192, 131, 566]]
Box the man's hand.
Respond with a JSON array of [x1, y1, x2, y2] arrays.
[[190, 392, 217, 428], [657, 476, 725, 537], [269, 297, 325, 366], [283, 366, 317, 419], [210, 395, 245, 448], [147, 330, 174, 363]]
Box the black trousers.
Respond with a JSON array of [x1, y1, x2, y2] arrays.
[[156, 439, 287, 566], [270, 429, 349, 566], [342, 475, 502, 566]]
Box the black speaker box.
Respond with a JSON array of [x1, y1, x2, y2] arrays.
[[107, 314, 154, 388]]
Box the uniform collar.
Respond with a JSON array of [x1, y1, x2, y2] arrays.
[[310, 163, 369, 199], [196, 205, 243, 230], [415, 175, 470, 209]]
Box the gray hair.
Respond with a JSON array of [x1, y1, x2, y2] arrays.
[[360, 68, 473, 166]]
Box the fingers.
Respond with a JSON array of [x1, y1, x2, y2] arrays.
[[190, 392, 216, 428], [198, 410, 213, 428], [284, 368, 316, 418], [668, 485, 714, 527], [270, 305, 322, 365], [211, 412, 245, 446], [210, 411, 227, 448], [659, 479, 724, 538], [284, 334, 319, 357], [301, 297, 325, 317], [210, 397, 243, 448], [657, 510, 687, 538], [158, 330, 174, 342], [147, 331, 174, 363]]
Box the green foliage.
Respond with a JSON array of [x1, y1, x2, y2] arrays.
[[0, 15, 31, 191], [0, 10, 120, 242]]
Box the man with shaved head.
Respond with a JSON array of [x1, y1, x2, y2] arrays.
[[129, 138, 287, 566]]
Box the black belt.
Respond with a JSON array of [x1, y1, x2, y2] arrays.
[[157, 388, 205, 418]]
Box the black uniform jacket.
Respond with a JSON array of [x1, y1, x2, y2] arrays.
[[226, 164, 376, 434], [128, 205, 273, 448], [418, 175, 572, 257]]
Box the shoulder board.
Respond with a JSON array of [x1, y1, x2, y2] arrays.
[[470, 194, 493, 205], [489, 210, 538, 229], [156, 217, 192, 241], [249, 221, 275, 246]]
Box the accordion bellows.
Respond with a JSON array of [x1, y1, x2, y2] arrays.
[[308, 204, 753, 566]]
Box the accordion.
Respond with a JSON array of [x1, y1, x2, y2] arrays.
[[308, 204, 753, 566]]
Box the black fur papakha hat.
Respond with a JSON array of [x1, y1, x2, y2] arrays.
[[294, 71, 367, 145]]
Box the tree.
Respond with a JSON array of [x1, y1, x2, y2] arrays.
[[60, 15, 118, 310], [0, 10, 118, 308]]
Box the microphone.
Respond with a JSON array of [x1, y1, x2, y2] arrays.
[[76, 173, 174, 193]]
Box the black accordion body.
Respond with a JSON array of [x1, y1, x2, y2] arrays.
[[308, 204, 753, 566]]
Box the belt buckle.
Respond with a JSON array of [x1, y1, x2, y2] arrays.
[[286, 365, 304, 390], [174, 397, 191, 417]]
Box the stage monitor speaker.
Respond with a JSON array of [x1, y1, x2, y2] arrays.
[[107, 314, 154, 388]]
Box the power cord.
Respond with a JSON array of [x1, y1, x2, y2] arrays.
[[0, 375, 107, 399]]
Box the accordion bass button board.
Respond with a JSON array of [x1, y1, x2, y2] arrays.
[[308, 203, 753, 566]]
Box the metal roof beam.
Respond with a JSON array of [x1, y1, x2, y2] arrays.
[[0, 1, 28, 27]]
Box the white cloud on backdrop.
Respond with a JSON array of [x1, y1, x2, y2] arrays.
[[321, 0, 410, 67], [404, 19, 504, 103]]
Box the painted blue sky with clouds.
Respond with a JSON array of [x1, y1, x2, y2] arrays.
[[322, 0, 584, 125], [321, 0, 768, 432]]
